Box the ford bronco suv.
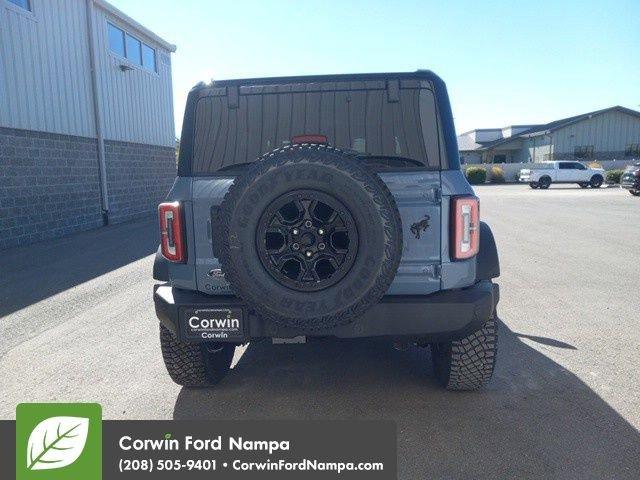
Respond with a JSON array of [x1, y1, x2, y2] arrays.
[[153, 71, 500, 390]]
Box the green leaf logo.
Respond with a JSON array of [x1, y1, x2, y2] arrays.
[[26, 416, 89, 471]]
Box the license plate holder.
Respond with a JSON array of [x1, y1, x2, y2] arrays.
[[179, 307, 245, 342]]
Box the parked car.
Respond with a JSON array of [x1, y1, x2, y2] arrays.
[[153, 71, 500, 391], [620, 163, 640, 196], [519, 161, 604, 189]]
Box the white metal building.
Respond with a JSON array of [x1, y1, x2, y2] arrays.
[[0, 0, 177, 249], [458, 106, 640, 165]]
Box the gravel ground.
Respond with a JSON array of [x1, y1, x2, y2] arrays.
[[1, 184, 638, 478]]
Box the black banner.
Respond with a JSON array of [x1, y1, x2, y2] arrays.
[[1, 420, 396, 479]]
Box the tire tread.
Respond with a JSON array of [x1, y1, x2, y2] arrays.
[[433, 318, 498, 391], [159, 325, 233, 387]]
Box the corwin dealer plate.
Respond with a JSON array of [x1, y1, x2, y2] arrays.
[[180, 307, 245, 342]]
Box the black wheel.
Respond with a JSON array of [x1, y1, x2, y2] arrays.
[[578, 182, 589, 188], [538, 176, 551, 189], [631, 190, 640, 197], [218, 144, 402, 330], [255, 189, 358, 292], [529, 182, 539, 189], [159, 325, 235, 387], [590, 175, 603, 188], [431, 317, 498, 390]]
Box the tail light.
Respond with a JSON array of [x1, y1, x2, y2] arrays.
[[635, 170, 640, 178], [159, 202, 186, 263], [451, 196, 480, 260]]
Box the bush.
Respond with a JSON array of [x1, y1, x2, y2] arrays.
[[605, 169, 624, 184], [489, 166, 505, 183], [587, 161, 602, 169], [466, 167, 487, 185]]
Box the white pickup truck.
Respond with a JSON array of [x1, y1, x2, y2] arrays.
[[519, 161, 605, 189]]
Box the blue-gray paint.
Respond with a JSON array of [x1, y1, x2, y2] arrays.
[[163, 170, 477, 297]]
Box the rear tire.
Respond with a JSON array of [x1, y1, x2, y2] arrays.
[[431, 318, 498, 390], [631, 190, 640, 197], [538, 176, 551, 189], [590, 175, 603, 188], [159, 325, 235, 387], [529, 182, 539, 189]]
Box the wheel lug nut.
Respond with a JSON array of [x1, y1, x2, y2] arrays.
[[318, 228, 325, 235], [305, 251, 312, 257], [318, 243, 326, 250], [292, 243, 300, 250], [305, 220, 313, 228], [292, 228, 299, 235]]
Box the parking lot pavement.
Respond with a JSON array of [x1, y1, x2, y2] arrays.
[[1, 185, 639, 478]]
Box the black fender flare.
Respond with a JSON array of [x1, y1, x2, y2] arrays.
[[153, 245, 169, 281], [476, 222, 500, 280]]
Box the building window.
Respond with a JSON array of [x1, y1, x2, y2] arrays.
[[492, 154, 507, 164], [108, 23, 126, 57], [142, 43, 156, 72], [107, 22, 157, 72], [625, 144, 640, 157], [7, 0, 31, 10], [574, 145, 594, 159], [125, 33, 142, 64]]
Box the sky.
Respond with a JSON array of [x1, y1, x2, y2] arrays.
[[108, 0, 640, 137]]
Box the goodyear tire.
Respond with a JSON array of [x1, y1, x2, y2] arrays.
[[159, 325, 235, 387], [217, 144, 402, 330], [431, 317, 498, 390]]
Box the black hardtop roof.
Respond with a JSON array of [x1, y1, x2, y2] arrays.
[[195, 70, 443, 89], [178, 69, 462, 173]]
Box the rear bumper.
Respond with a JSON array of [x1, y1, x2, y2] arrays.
[[154, 280, 499, 343]]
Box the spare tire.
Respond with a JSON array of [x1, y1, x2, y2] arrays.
[[217, 144, 402, 330]]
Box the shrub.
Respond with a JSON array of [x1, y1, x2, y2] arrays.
[[489, 166, 505, 183], [587, 161, 602, 169], [466, 167, 487, 185], [605, 169, 624, 184]]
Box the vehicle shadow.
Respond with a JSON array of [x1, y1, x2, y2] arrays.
[[0, 219, 157, 318], [514, 332, 577, 350], [173, 320, 640, 479]]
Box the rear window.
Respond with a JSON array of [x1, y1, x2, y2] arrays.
[[186, 78, 444, 174]]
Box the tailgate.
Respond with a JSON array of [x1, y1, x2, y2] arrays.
[[191, 172, 442, 297]]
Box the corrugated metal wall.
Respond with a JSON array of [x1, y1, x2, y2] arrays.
[[0, 0, 174, 146], [91, 3, 175, 147], [552, 110, 640, 153], [0, 0, 95, 137]]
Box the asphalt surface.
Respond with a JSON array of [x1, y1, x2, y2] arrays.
[[1, 184, 639, 478]]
